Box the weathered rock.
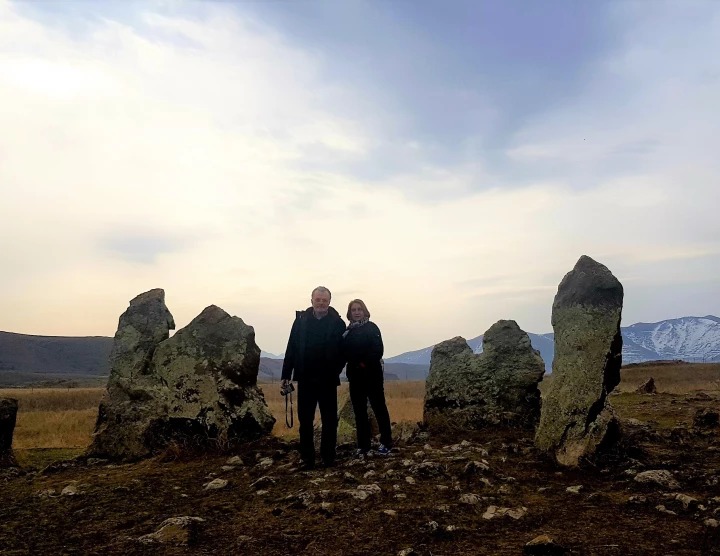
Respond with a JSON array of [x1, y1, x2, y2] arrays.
[[694, 408, 719, 429], [524, 534, 570, 556], [656, 505, 676, 516], [391, 421, 421, 445], [675, 494, 698, 510], [314, 391, 380, 445], [61, 484, 78, 496], [636, 378, 657, 395], [634, 470, 680, 490], [89, 290, 275, 460], [204, 478, 228, 490], [0, 398, 18, 468], [340, 391, 379, 439], [535, 256, 624, 466], [424, 320, 545, 430], [459, 493, 481, 505], [409, 461, 443, 477], [138, 516, 205, 545], [482, 505, 527, 520], [566, 485, 583, 494]]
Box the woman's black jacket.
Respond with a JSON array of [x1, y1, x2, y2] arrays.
[[341, 321, 384, 381]]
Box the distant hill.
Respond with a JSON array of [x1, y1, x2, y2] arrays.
[[3, 315, 718, 384], [0, 331, 113, 374]]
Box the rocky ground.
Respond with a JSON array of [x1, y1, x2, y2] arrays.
[[2, 391, 720, 556]]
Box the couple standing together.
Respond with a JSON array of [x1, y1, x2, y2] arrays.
[[280, 286, 393, 470]]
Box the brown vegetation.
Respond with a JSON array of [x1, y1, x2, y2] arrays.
[[2, 363, 720, 555], [4, 364, 719, 451]]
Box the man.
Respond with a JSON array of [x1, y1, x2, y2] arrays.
[[281, 286, 346, 469]]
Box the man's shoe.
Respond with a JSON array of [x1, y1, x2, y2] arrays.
[[353, 449, 368, 459], [376, 445, 391, 455], [320, 459, 335, 469], [298, 460, 315, 471]]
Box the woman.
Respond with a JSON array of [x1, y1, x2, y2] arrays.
[[341, 299, 393, 457]]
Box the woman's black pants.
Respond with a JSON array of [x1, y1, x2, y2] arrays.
[[349, 374, 392, 451]]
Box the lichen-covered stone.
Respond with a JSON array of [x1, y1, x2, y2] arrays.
[[423, 320, 545, 430], [535, 255, 624, 466], [89, 291, 275, 460], [0, 398, 18, 468]]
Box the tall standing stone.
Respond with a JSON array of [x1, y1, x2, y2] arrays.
[[0, 398, 19, 468], [423, 320, 546, 430], [535, 255, 624, 466], [89, 290, 275, 461]]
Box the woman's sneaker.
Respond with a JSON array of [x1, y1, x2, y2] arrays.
[[376, 445, 391, 455]]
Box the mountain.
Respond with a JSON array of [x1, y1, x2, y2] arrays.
[[0, 331, 113, 374], [260, 350, 285, 360], [621, 315, 720, 363], [384, 333, 555, 373], [2, 315, 718, 382], [385, 315, 720, 372]]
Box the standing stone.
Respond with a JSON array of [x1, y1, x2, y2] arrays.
[[535, 255, 624, 466], [338, 392, 379, 442], [636, 377, 657, 395], [0, 398, 18, 467], [89, 290, 275, 460], [423, 320, 546, 430]]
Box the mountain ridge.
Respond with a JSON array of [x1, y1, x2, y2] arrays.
[[1, 315, 718, 379], [385, 315, 720, 371]]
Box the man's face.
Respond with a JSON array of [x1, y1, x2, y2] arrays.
[[311, 291, 331, 315]]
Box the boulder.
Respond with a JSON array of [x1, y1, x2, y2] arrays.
[[314, 391, 379, 445], [636, 377, 657, 395], [694, 408, 719, 429], [524, 535, 570, 556], [89, 290, 275, 460], [339, 392, 379, 441], [423, 320, 545, 430], [535, 256, 623, 466], [0, 398, 18, 468], [138, 516, 205, 545]]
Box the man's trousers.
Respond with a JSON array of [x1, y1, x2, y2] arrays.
[[297, 380, 338, 465]]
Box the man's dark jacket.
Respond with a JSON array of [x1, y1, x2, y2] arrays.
[[281, 307, 346, 385]]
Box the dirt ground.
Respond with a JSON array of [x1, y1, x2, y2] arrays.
[[3, 389, 720, 554]]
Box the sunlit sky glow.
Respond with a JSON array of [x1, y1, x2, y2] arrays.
[[1, 0, 718, 357]]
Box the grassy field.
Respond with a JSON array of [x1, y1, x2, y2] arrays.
[[0, 381, 427, 450], [2, 362, 718, 452]]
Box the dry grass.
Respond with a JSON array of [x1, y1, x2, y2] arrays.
[[0, 381, 427, 448], [617, 362, 720, 394], [4, 363, 717, 450], [0, 387, 104, 411], [262, 380, 425, 439]]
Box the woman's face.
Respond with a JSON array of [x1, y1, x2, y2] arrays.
[[350, 303, 365, 322]]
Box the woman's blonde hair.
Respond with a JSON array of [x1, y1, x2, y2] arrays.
[[347, 299, 370, 321]]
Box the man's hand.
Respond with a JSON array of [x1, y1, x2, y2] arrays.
[[280, 379, 289, 394]]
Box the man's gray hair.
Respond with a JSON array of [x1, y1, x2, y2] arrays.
[[311, 286, 331, 299]]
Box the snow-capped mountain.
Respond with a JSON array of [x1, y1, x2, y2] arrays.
[[385, 332, 555, 373], [385, 315, 720, 372], [621, 315, 720, 364]]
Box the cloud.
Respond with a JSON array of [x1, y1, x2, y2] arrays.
[[98, 229, 196, 264], [0, 0, 718, 357]]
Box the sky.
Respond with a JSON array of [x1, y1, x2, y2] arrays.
[[1, 0, 719, 358]]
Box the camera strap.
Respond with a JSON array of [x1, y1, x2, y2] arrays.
[[285, 391, 294, 429]]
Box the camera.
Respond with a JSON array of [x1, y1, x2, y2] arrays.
[[280, 381, 295, 397]]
